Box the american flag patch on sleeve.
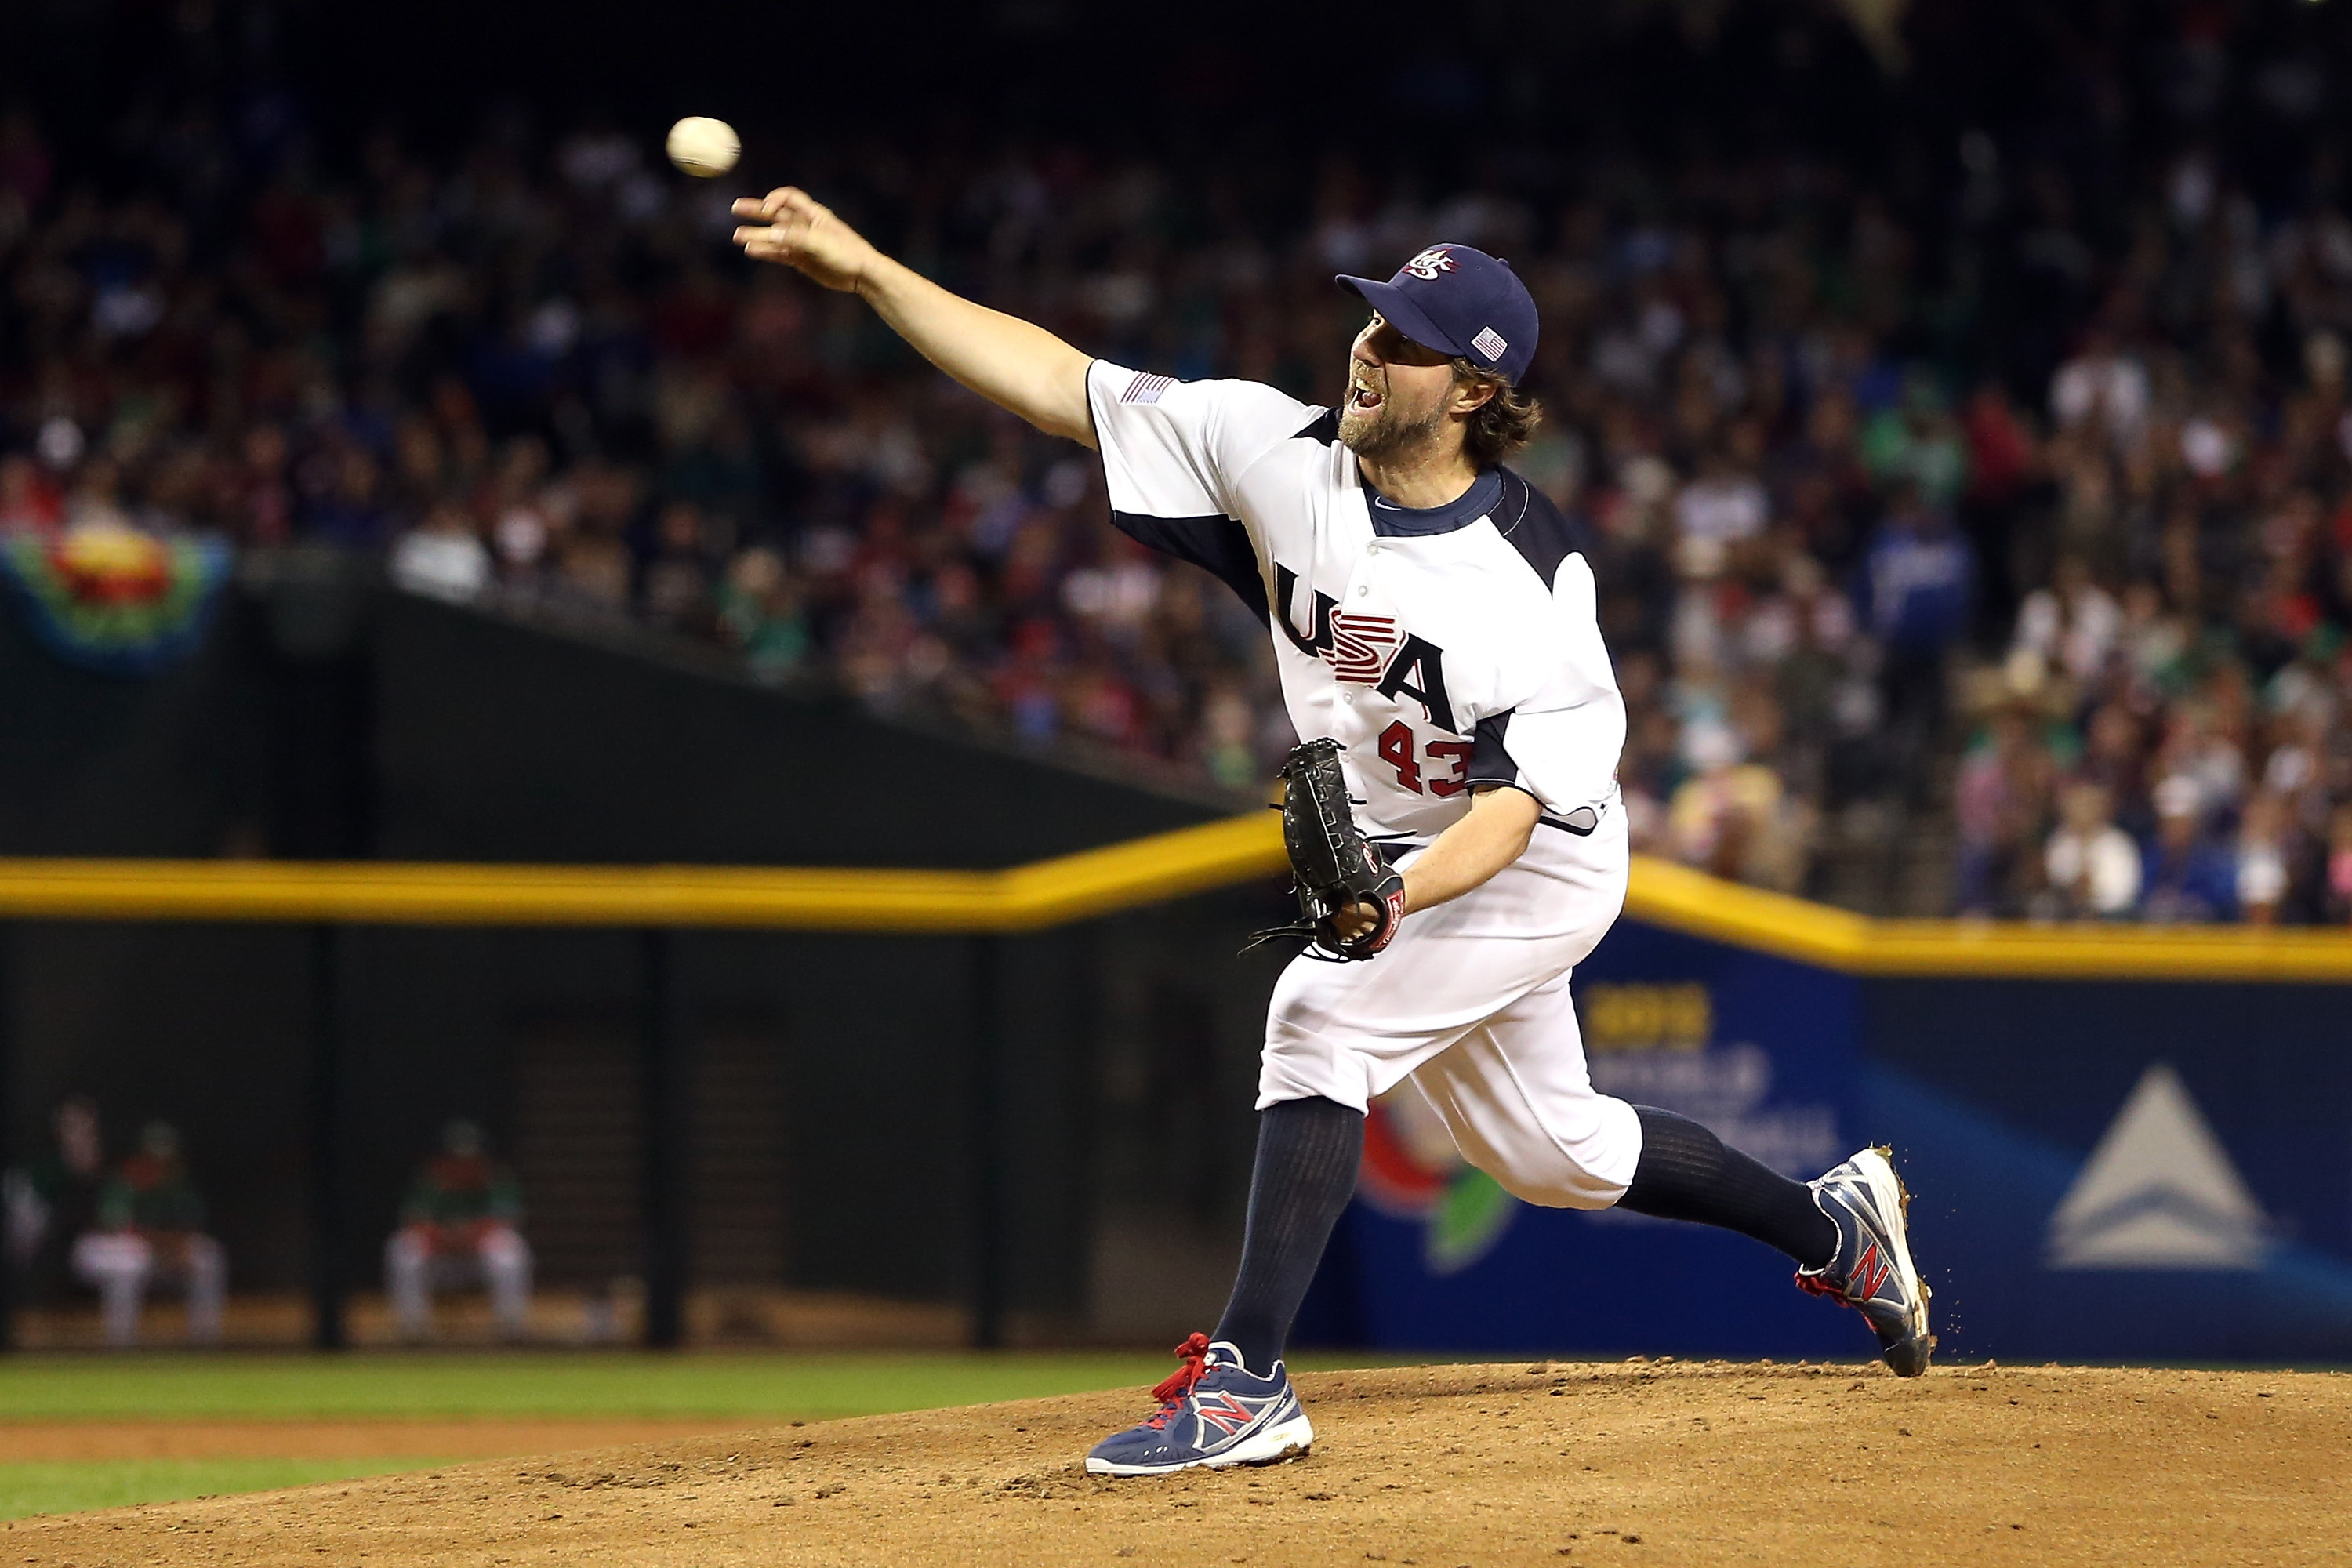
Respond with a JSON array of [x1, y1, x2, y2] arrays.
[[1121, 372, 1178, 405]]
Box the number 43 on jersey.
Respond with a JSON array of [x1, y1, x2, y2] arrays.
[[1377, 722, 1472, 797]]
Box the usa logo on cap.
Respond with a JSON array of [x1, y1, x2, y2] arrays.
[[1403, 247, 1458, 280]]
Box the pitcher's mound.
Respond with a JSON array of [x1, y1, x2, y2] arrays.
[[10, 1361, 2347, 1566]]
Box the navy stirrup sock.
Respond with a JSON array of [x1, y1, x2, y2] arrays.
[[1211, 1095, 1364, 1375], [1213, 1101, 1832, 1376], [1617, 1105, 1839, 1269]]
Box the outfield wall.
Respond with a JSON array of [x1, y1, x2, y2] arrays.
[[9, 572, 2352, 1358], [1303, 913, 2352, 1364]]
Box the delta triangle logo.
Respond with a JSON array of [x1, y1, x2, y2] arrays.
[[2046, 1063, 2269, 1270]]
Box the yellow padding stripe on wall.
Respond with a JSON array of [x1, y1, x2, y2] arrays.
[[0, 813, 1289, 933], [0, 817, 2350, 979], [1622, 854, 2352, 982]]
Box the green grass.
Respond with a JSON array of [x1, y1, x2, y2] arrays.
[[0, 1350, 1175, 1523], [0, 1349, 1439, 1522], [0, 1350, 1175, 1421], [0, 1458, 434, 1522], [0, 1349, 1439, 1424]]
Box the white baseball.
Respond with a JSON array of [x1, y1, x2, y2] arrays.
[[666, 117, 740, 178]]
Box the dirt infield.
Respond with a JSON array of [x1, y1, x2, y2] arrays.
[[6, 1361, 2347, 1566]]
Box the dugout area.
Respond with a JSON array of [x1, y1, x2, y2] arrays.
[[4, 1359, 2346, 1566], [0, 589, 1294, 1354]]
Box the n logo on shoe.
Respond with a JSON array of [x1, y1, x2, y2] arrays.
[[1850, 1242, 1890, 1301], [1193, 1392, 1254, 1437]]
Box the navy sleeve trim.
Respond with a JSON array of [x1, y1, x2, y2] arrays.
[[1465, 710, 1518, 785], [1490, 467, 1596, 594], [1108, 510, 1268, 621], [1466, 709, 1600, 833], [1294, 409, 1341, 445], [1463, 779, 1588, 833]]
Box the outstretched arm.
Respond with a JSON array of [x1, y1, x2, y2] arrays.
[[733, 187, 1095, 448]]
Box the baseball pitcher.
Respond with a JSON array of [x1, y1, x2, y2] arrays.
[[734, 191, 1931, 1477]]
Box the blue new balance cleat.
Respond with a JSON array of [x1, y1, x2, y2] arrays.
[[1084, 1333, 1316, 1476], [1797, 1145, 1934, 1377]]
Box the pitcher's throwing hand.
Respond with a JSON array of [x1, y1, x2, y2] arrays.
[[731, 188, 878, 293]]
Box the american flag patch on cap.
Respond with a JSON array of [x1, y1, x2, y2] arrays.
[[1471, 327, 1508, 362], [1122, 372, 1177, 405]]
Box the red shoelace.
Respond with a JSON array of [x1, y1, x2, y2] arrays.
[[1794, 1268, 1857, 1306], [1142, 1332, 1213, 1429]]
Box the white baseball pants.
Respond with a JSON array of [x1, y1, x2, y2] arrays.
[[1258, 810, 1642, 1210], [71, 1231, 227, 1345], [385, 1225, 534, 1337]]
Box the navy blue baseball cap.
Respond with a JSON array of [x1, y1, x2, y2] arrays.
[[1337, 243, 1539, 385]]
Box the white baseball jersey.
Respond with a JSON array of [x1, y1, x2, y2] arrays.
[[1087, 361, 1627, 848], [1090, 359, 1646, 1209]]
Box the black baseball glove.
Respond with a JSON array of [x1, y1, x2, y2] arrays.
[[1248, 738, 1407, 961]]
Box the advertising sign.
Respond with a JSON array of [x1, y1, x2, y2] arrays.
[[1300, 917, 2352, 1362], [1303, 920, 1877, 1358], [1860, 978, 2352, 1363]]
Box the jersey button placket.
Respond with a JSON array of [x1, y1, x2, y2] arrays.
[[1336, 552, 1370, 726], [1340, 551, 1376, 717], [1342, 553, 1379, 710]]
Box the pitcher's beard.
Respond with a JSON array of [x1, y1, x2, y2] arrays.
[[1338, 399, 1446, 463]]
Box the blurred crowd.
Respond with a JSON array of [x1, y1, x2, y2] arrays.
[[8, 11, 2352, 919], [1936, 136, 2352, 924]]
